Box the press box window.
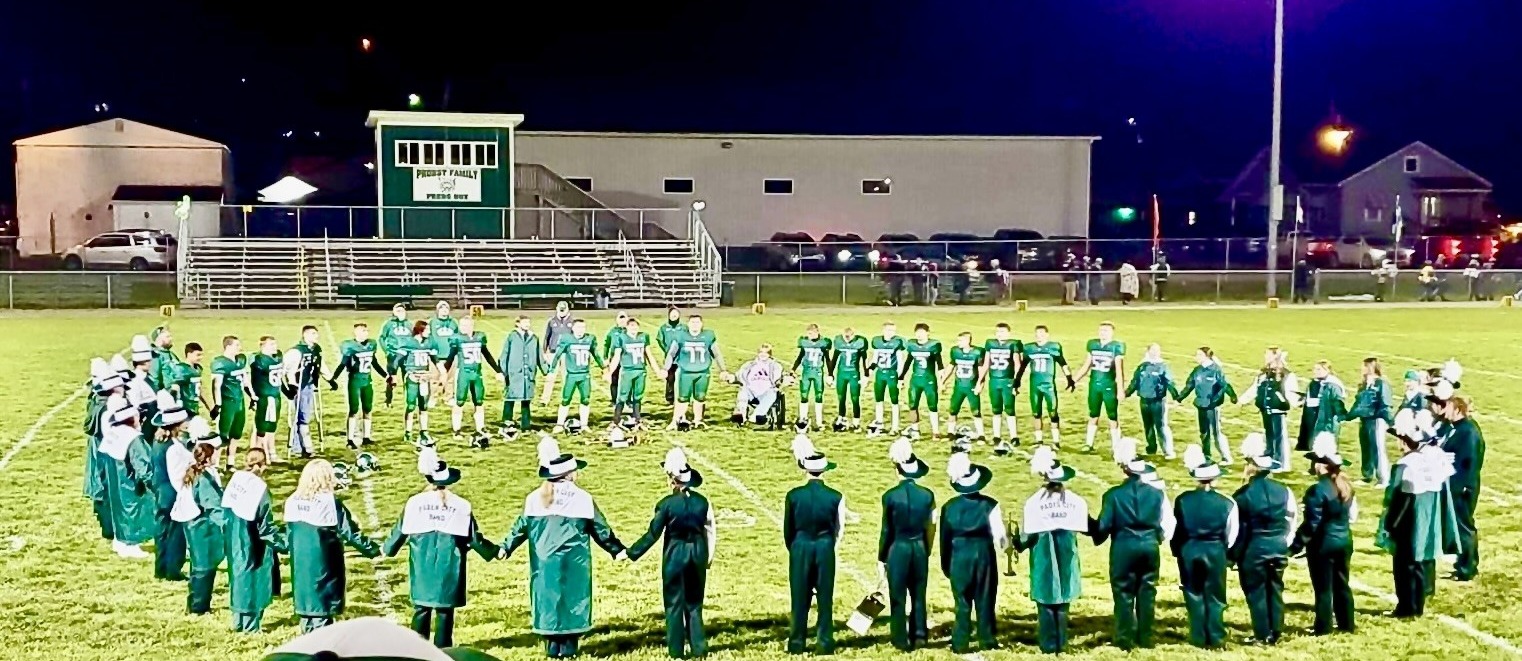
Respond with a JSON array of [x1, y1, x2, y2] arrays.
[[862, 178, 892, 195], [763, 179, 794, 195], [664, 178, 695, 194], [566, 177, 593, 192]]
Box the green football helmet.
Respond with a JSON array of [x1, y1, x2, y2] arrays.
[[355, 452, 379, 476]]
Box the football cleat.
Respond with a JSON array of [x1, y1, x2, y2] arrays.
[[992, 440, 1015, 457], [675, 418, 692, 432], [795, 420, 811, 434], [566, 419, 585, 435], [904, 425, 921, 440], [470, 432, 491, 450], [832, 418, 849, 433], [500, 422, 520, 441], [730, 413, 746, 425], [865, 422, 884, 438]]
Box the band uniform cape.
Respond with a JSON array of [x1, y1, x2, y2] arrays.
[[173, 460, 227, 600], [99, 409, 158, 545], [284, 492, 382, 617], [501, 330, 544, 402], [1019, 488, 1089, 604], [1376, 447, 1460, 561], [385, 491, 499, 608], [501, 482, 626, 635], [222, 470, 287, 617]]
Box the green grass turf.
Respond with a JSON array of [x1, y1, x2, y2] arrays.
[[1, 305, 1519, 660]]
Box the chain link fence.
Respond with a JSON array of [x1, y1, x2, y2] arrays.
[[0, 272, 177, 309]]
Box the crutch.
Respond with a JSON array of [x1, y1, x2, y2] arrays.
[[314, 385, 327, 452]]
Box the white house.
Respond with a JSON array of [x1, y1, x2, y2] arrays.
[[12, 118, 229, 256]]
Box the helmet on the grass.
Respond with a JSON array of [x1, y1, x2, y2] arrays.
[[355, 452, 379, 476]]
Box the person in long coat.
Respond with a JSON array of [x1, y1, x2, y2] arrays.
[[1246, 348, 1298, 472], [1172, 446, 1239, 649], [1176, 348, 1237, 464], [99, 391, 157, 559], [1349, 358, 1394, 487], [940, 451, 1002, 653], [1437, 393, 1483, 581], [1125, 344, 1180, 458], [221, 447, 286, 633], [501, 435, 627, 659], [879, 437, 935, 651], [1015, 447, 1086, 654], [86, 357, 124, 542], [385, 448, 499, 648], [1378, 410, 1459, 617], [149, 390, 192, 581], [1231, 433, 1296, 645], [1296, 365, 1326, 452], [1091, 437, 1171, 650], [1290, 432, 1358, 635], [285, 459, 382, 632], [782, 434, 845, 655], [627, 448, 715, 659], [175, 417, 227, 615], [1310, 361, 1349, 442], [500, 315, 544, 433]]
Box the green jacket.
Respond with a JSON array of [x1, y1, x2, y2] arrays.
[[181, 472, 227, 571], [1376, 453, 1461, 561], [879, 480, 936, 562], [784, 480, 843, 550], [222, 473, 287, 615], [1014, 526, 1081, 605], [1442, 417, 1485, 492], [1290, 476, 1354, 557], [502, 484, 625, 635], [1170, 489, 1237, 560], [628, 489, 714, 585], [1126, 360, 1180, 401], [1177, 363, 1236, 409], [1312, 377, 1348, 433], [384, 494, 498, 608], [82, 394, 105, 499], [101, 434, 157, 545], [1348, 377, 1393, 423], [1229, 473, 1294, 565], [284, 496, 380, 617], [500, 330, 544, 402], [1092, 475, 1167, 549], [657, 320, 685, 356], [150, 346, 178, 391]]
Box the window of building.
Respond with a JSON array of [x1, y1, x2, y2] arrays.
[[663, 177, 695, 195], [393, 140, 498, 168], [763, 179, 793, 195], [862, 178, 892, 195], [1404, 156, 1420, 173], [566, 177, 593, 192], [1422, 195, 1442, 219]]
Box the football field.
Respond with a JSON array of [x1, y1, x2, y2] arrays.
[[1, 304, 1518, 660]]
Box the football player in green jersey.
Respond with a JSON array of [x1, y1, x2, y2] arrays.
[[605, 316, 659, 426], [429, 300, 461, 401], [550, 319, 605, 433], [901, 323, 945, 436], [399, 320, 445, 446], [380, 303, 412, 375], [210, 336, 255, 469], [983, 323, 1023, 450], [829, 327, 868, 430], [1074, 321, 1127, 453], [327, 323, 390, 449], [250, 336, 285, 461], [868, 322, 907, 433], [443, 316, 502, 446], [664, 315, 729, 430], [1016, 325, 1075, 447], [603, 311, 629, 402], [942, 331, 986, 440], [792, 324, 832, 430], [173, 342, 206, 417]]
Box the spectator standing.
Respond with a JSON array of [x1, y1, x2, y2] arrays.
[[1150, 254, 1171, 302], [1293, 260, 1315, 304], [1089, 257, 1106, 305], [1118, 262, 1140, 305], [1079, 255, 1093, 302], [926, 262, 941, 306], [1061, 250, 1080, 305], [988, 259, 1010, 303], [1464, 258, 1482, 301]]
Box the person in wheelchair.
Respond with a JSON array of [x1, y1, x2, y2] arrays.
[[731, 344, 785, 426]]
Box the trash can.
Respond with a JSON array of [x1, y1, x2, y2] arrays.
[[720, 281, 735, 307]]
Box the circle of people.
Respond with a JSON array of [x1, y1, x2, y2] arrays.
[[79, 305, 1486, 658]]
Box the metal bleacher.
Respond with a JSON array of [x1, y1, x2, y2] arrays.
[[182, 236, 720, 309]]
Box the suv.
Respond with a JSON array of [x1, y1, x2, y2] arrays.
[[63, 229, 177, 270]]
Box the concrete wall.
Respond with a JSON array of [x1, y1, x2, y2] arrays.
[[112, 201, 220, 238], [515, 133, 1095, 245], [15, 146, 224, 255]]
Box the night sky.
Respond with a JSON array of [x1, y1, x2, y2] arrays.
[[4, 0, 1519, 220]]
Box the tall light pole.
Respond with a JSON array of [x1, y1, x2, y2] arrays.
[[1265, 0, 1286, 296]]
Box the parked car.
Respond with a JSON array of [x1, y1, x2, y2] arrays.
[[820, 232, 870, 269], [63, 229, 177, 271]]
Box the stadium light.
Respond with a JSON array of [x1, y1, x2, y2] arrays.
[[1318, 125, 1353, 155], [1113, 207, 1137, 222], [361, 38, 373, 52], [837, 250, 852, 263], [692, 200, 706, 212], [258, 176, 318, 204], [407, 93, 422, 109]]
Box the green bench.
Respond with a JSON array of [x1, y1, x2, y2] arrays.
[[337, 283, 436, 308], [499, 282, 599, 308]]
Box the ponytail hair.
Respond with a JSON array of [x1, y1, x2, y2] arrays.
[[1326, 463, 1354, 503], [182, 443, 216, 488], [155, 421, 183, 443], [538, 481, 555, 508]]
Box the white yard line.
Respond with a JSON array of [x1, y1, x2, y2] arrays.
[[323, 320, 397, 620], [0, 382, 91, 472], [1350, 578, 1522, 656], [671, 439, 878, 592]]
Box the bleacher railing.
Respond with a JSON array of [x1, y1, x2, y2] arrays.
[[217, 204, 690, 241], [1, 269, 1518, 310], [690, 207, 723, 301]]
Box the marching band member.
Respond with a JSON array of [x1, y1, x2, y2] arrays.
[[501, 435, 627, 659], [175, 417, 226, 614], [1349, 358, 1394, 487], [86, 357, 125, 542], [1091, 437, 1171, 650], [1291, 433, 1358, 635], [1246, 348, 1298, 472], [1017, 447, 1087, 654], [285, 459, 382, 632], [384, 448, 499, 647], [880, 436, 935, 651], [149, 390, 191, 580], [1429, 362, 1483, 582], [222, 448, 285, 633], [100, 388, 156, 559], [627, 448, 715, 659], [1377, 410, 1460, 618], [1173, 445, 1238, 649], [783, 434, 845, 655], [1231, 433, 1295, 645], [940, 450, 1002, 654]]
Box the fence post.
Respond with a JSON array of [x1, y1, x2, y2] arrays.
[[1215, 272, 1222, 302], [5, 275, 10, 309], [755, 274, 761, 305], [841, 274, 847, 305], [106, 274, 113, 309]]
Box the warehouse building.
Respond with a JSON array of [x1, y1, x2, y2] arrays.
[[515, 131, 1098, 244], [12, 118, 229, 256]]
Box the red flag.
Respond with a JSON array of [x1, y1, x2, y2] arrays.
[[1151, 194, 1161, 256]]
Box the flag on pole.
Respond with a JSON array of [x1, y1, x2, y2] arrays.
[[1151, 194, 1161, 258]]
